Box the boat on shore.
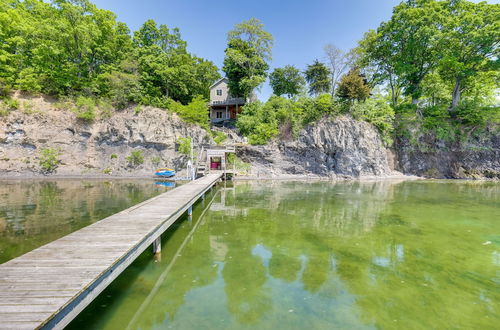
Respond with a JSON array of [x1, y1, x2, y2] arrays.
[[154, 168, 176, 177]]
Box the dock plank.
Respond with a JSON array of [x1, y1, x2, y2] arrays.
[[0, 173, 222, 330]]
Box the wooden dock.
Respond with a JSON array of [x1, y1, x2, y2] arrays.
[[0, 173, 222, 330]]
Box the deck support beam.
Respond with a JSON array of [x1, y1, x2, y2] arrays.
[[152, 237, 161, 254]]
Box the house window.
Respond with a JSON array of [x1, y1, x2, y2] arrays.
[[216, 89, 222, 96], [216, 111, 223, 118]]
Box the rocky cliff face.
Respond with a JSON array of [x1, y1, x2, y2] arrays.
[[0, 99, 211, 176], [395, 126, 500, 179], [237, 116, 394, 178]]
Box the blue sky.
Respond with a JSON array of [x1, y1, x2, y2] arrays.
[[91, 0, 497, 101]]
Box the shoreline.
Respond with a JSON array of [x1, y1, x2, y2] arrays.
[[0, 172, 450, 182], [0, 172, 497, 182]]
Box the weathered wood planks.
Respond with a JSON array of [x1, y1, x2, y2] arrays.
[[0, 173, 221, 330]]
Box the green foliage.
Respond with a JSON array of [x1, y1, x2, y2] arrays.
[[97, 99, 113, 119], [0, 79, 11, 98], [39, 147, 60, 173], [110, 153, 118, 159], [74, 96, 96, 122], [134, 105, 142, 115], [177, 137, 192, 155], [151, 156, 161, 166], [0, 1, 219, 106], [269, 65, 305, 98], [210, 130, 227, 145], [3, 98, 19, 110], [103, 168, 112, 175], [237, 95, 342, 145], [167, 96, 209, 129], [304, 60, 331, 96], [350, 98, 395, 145], [336, 68, 370, 102], [223, 19, 273, 98], [226, 153, 251, 174], [126, 150, 144, 167], [0, 102, 9, 117], [359, 0, 499, 116]]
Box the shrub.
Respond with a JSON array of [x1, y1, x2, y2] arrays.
[[39, 147, 60, 173], [351, 97, 395, 145], [167, 96, 209, 129], [110, 153, 118, 159], [0, 102, 9, 117], [249, 123, 279, 145], [4, 98, 19, 110], [227, 153, 251, 174], [177, 137, 192, 155], [151, 156, 161, 166], [134, 105, 142, 115], [103, 168, 112, 175], [211, 130, 227, 145], [16, 67, 42, 93], [98, 99, 113, 119], [75, 96, 96, 122], [126, 150, 144, 167], [21, 100, 34, 114], [0, 78, 11, 98]]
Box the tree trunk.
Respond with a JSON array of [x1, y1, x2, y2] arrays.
[[450, 77, 461, 114]]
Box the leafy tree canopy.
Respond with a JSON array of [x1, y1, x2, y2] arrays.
[[269, 65, 305, 98]]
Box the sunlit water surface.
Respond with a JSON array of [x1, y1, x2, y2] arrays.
[[63, 180, 500, 330]]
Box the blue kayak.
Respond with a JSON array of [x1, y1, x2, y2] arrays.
[[155, 168, 176, 177]]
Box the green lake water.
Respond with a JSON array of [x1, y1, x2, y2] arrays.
[[1, 180, 499, 329], [0, 179, 176, 263]]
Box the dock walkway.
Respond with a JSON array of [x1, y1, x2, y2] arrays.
[[0, 173, 222, 330]]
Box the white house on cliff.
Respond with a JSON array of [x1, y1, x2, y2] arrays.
[[209, 78, 255, 124]]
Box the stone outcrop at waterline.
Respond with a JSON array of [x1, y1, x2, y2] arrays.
[[0, 101, 210, 176], [237, 116, 394, 178]]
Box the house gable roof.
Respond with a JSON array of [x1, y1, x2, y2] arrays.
[[209, 77, 228, 90]]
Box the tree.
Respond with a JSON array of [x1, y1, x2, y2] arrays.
[[356, 30, 405, 107], [223, 18, 273, 98], [269, 65, 305, 98], [134, 19, 219, 104], [439, 0, 499, 113], [227, 18, 273, 61], [336, 68, 370, 102], [304, 60, 331, 96], [323, 44, 355, 96], [375, 0, 446, 104]]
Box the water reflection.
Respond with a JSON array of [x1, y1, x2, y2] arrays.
[[0, 179, 174, 263], [69, 180, 500, 330]]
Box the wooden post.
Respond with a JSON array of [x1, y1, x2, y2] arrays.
[[153, 237, 161, 254]]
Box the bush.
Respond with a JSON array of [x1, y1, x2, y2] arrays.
[[351, 97, 395, 145], [0, 103, 9, 117], [126, 150, 144, 167], [134, 105, 142, 115], [75, 96, 96, 122], [151, 156, 161, 166], [98, 99, 113, 119], [227, 153, 251, 174], [39, 147, 60, 173], [167, 96, 209, 129], [16, 67, 42, 93], [4, 98, 19, 110], [177, 137, 192, 155], [210, 130, 227, 145], [110, 153, 118, 159], [0, 78, 11, 98]]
